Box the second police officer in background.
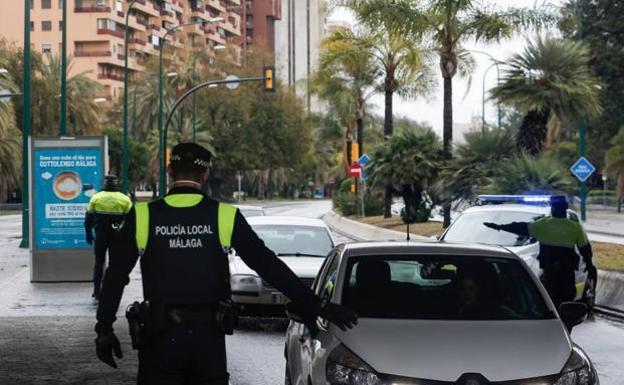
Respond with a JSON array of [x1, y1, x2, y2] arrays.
[[84, 175, 132, 300], [94, 143, 357, 384], [485, 195, 597, 307]]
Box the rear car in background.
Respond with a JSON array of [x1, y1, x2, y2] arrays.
[[230, 216, 335, 315], [438, 195, 595, 307], [285, 241, 598, 385], [235, 205, 266, 218]]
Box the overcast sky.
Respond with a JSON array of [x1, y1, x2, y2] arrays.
[[327, 0, 564, 138]]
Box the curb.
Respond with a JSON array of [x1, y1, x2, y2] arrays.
[[596, 271, 624, 313], [323, 210, 429, 242]]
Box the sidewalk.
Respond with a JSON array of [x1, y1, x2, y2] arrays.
[[585, 210, 624, 238]]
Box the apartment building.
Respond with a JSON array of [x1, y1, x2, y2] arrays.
[[239, 0, 281, 54], [0, 0, 242, 100], [274, 0, 326, 111]]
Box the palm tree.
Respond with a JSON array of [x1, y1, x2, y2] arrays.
[[605, 128, 624, 212], [0, 47, 22, 201], [314, 25, 379, 156], [31, 55, 102, 135], [368, 125, 443, 223], [351, 0, 552, 225], [491, 37, 602, 155], [484, 154, 574, 196], [438, 129, 516, 204]]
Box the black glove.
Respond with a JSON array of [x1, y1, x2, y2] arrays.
[[86, 233, 94, 245], [318, 300, 358, 331], [585, 264, 598, 282], [95, 332, 123, 368], [483, 222, 500, 231]]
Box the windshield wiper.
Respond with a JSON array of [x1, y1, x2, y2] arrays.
[[276, 252, 326, 258]]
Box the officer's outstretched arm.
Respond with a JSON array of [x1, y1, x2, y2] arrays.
[[484, 221, 530, 236], [95, 209, 140, 335], [231, 212, 357, 330]]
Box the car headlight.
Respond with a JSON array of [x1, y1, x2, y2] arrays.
[[231, 274, 260, 292], [553, 347, 599, 385], [326, 344, 383, 385]]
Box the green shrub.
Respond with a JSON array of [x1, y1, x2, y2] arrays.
[[588, 189, 616, 197], [400, 206, 431, 224], [333, 191, 384, 217]]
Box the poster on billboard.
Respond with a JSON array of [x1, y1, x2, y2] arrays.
[[30, 137, 107, 282]]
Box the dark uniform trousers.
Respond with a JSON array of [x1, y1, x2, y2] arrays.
[[93, 224, 113, 294], [542, 261, 577, 308], [138, 320, 228, 385]]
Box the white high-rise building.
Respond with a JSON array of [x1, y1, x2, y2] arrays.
[[274, 0, 326, 112]]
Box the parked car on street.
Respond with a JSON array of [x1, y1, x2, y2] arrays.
[[230, 216, 335, 315], [438, 195, 595, 307], [284, 241, 598, 385]]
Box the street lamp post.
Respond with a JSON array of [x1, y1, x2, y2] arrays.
[[574, 1, 589, 221], [482, 62, 498, 131], [59, 0, 67, 136], [20, 0, 32, 249], [471, 50, 502, 130], [158, 18, 223, 197], [121, 0, 142, 195]]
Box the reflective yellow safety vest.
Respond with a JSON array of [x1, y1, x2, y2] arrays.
[[87, 190, 132, 215], [528, 217, 589, 249], [134, 194, 237, 254]]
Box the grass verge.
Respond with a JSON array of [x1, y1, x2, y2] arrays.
[[0, 211, 20, 216]]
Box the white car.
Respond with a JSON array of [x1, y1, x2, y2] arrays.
[[230, 216, 335, 315], [285, 241, 598, 385], [439, 195, 594, 306], [235, 204, 266, 218]]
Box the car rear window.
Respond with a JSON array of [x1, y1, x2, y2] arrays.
[[442, 211, 543, 247], [239, 209, 265, 218], [342, 255, 553, 320], [252, 225, 333, 256]]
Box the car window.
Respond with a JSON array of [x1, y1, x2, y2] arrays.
[[252, 225, 334, 256], [316, 253, 340, 299], [443, 211, 543, 247], [240, 209, 265, 218], [342, 255, 553, 321]]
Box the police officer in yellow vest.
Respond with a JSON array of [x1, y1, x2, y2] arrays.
[[485, 196, 597, 307], [85, 174, 132, 300], [94, 143, 357, 384]]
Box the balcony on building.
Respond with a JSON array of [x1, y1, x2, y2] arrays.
[[75, 0, 112, 13], [74, 42, 112, 58]]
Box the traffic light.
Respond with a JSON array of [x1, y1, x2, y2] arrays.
[[263, 66, 275, 93]]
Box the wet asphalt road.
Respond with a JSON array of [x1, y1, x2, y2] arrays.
[[0, 201, 623, 385]]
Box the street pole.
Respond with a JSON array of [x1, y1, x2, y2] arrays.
[[472, 50, 501, 130], [59, 0, 67, 136], [158, 19, 222, 197], [190, 53, 200, 142], [237, 172, 242, 203], [20, 0, 31, 249], [122, 0, 139, 194], [575, 1, 588, 221], [482, 63, 497, 131]]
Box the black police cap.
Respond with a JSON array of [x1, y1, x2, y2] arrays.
[[170, 143, 212, 170]]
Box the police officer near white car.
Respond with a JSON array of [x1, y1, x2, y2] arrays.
[[94, 143, 357, 384]]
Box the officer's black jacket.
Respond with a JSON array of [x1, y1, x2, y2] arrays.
[[96, 187, 321, 334]]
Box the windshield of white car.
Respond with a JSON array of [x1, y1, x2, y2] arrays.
[[442, 211, 544, 247], [342, 255, 554, 320], [252, 225, 333, 257], [239, 209, 265, 218]]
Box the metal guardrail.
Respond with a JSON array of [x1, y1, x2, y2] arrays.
[[0, 203, 21, 211], [594, 305, 624, 320]]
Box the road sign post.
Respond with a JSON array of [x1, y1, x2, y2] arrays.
[[570, 156, 596, 221]]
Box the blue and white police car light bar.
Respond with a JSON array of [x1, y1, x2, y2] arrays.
[[477, 195, 552, 205]]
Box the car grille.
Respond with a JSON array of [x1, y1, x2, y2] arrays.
[[261, 277, 315, 292]]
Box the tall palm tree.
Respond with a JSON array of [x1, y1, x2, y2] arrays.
[[351, 0, 552, 225], [0, 48, 22, 200], [31, 55, 102, 135], [314, 25, 379, 155], [491, 37, 602, 155], [605, 128, 624, 212]]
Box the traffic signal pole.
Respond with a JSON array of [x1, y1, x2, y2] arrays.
[[59, 0, 67, 135]]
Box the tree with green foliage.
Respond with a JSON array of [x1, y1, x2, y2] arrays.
[[484, 154, 574, 196], [438, 129, 516, 204], [604, 128, 624, 212], [559, 0, 624, 171], [490, 37, 602, 155], [368, 125, 443, 223], [102, 126, 151, 191]]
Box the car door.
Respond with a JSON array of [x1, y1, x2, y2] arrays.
[[297, 250, 340, 384], [287, 250, 337, 385]]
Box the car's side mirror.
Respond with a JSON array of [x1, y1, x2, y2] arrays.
[[559, 302, 588, 331]]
